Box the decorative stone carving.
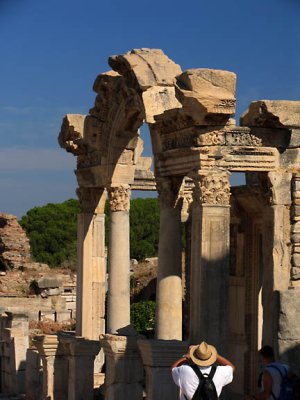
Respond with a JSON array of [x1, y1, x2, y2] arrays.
[[76, 187, 106, 214], [225, 128, 262, 147], [108, 185, 131, 212], [192, 171, 230, 206]]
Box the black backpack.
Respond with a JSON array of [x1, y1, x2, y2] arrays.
[[184, 364, 218, 400]]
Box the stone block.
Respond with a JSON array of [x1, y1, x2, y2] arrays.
[[278, 339, 300, 376], [278, 290, 300, 339], [142, 86, 181, 123], [291, 267, 300, 280], [109, 48, 182, 90], [241, 100, 300, 128], [176, 68, 236, 125], [25, 348, 43, 400], [292, 254, 300, 267], [105, 383, 143, 400], [38, 276, 62, 289], [288, 129, 300, 148]]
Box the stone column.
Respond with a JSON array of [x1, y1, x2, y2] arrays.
[[107, 185, 131, 334], [100, 333, 144, 400], [138, 339, 188, 400], [155, 178, 183, 340], [76, 187, 107, 371], [261, 172, 292, 350], [189, 170, 231, 352], [33, 335, 68, 400], [58, 333, 101, 400]]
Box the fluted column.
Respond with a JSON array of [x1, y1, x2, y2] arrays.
[[189, 170, 230, 352], [107, 185, 131, 334], [155, 178, 183, 340], [76, 187, 107, 341]]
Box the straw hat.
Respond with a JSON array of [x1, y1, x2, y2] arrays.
[[189, 341, 217, 367]]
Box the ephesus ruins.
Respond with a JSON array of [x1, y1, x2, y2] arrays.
[[1, 48, 300, 400]]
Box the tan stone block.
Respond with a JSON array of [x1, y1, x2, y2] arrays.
[[142, 86, 181, 123], [136, 156, 152, 170], [109, 48, 182, 90], [291, 267, 300, 280], [292, 253, 300, 267], [176, 69, 236, 125], [58, 114, 86, 155], [241, 100, 300, 128]]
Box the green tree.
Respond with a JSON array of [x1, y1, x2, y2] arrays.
[[20, 199, 80, 268], [130, 300, 156, 333], [129, 198, 159, 260]]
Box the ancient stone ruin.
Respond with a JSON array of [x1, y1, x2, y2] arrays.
[[1, 48, 300, 400], [0, 213, 33, 270]]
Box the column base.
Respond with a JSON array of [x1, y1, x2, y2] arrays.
[[100, 334, 143, 400], [138, 339, 188, 400]]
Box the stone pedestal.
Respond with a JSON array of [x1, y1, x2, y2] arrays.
[[189, 171, 230, 353], [33, 334, 68, 400], [155, 178, 183, 340], [138, 339, 188, 400], [107, 185, 131, 334], [76, 187, 107, 370], [0, 312, 29, 395], [25, 347, 43, 400], [100, 334, 144, 400], [58, 333, 101, 400]]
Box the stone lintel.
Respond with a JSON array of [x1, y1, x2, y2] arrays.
[[138, 339, 188, 367], [156, 146, 278, 176]]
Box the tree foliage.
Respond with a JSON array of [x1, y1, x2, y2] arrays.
[[20, 197, 159, 268], [130, 300, 156, 333], [20, 199, 80, 267]]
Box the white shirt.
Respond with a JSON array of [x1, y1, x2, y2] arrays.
[[172, 364, 233, 400]]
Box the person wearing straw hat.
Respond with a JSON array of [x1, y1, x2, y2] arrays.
[[171, 341, 235, 400]]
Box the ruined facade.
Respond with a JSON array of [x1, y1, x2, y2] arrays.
[[57, 48, 300, 399]]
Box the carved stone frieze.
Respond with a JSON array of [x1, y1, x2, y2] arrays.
[[108, 185, 131, 212], [196, 131, 225, 146], [225, 129, 262, 147], [192, 171, 230, 206], [76, 187, 107, 214], [156, 177, 183, 209]]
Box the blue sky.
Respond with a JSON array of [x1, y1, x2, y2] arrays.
[[1, 0, 300, 217]]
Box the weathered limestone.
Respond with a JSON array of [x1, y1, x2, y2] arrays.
[[278, 290, 300, 375], [107, 185, 131, 334], [100, 333, 143, 400], [138, 339, 187, 400], [0, 312, 29, 395], [33, 335, 68, 400], [76, 188, 106, 340], [25, 348, 43, 400], [240, 100, 300, 129], [176, 69, 236, 125], [155, 178, 183, 340], [58, 333, 101, 400], [189, 170, 231, 352], [57, 48, 300, 399], [0, 214, 32, 270]]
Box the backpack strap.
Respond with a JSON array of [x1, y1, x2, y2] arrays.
[[266, 364, 287, 400]]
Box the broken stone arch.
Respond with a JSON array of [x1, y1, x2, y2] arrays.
[[59, 48, 300, 399]]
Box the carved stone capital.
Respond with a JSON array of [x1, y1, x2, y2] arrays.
[[76, 187, 106, 214], [156, 178, 183, 209], [108, 185, 131, 212], [192, 171, 230, 206]]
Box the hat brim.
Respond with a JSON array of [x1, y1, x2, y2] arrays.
[[189, 344, 217, 367]]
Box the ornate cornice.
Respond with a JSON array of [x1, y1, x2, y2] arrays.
[[192, 171, 230, 206], [108, 185, 131, 212]]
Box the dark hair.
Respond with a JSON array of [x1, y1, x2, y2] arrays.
[[259, 346, 274, 359]]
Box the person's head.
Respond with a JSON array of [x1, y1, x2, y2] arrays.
[[188, 341, 217, 367], [259, 346, 275, 366]]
